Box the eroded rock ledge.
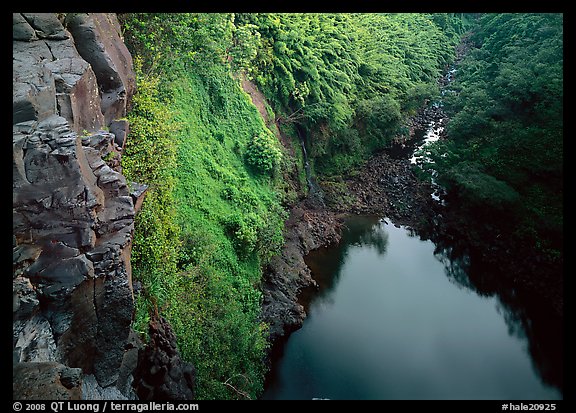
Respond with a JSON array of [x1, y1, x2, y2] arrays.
[[261, 204, 342, 344], [13, 12, 137, 399]]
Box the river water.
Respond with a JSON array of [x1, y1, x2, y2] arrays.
[[262, 216, 562, 400]]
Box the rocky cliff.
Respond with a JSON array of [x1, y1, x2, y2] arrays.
[[13, 13, 193, 400], [261, 205, 342, 343]]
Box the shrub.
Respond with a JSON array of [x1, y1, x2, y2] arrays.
[[246, 131, 282, 174]]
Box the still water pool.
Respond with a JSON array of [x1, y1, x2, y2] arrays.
[[262, 216, 562, 400]]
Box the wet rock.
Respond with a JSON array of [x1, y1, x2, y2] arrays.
[[116, 330, 143, 399], [54, 278, 101, 373], [13, 114, 136, 387], [14, 117, 104, 250], [13, 244, 42, 274], [82, 131, 117, 158], [13, 276, 40, 319], [341, 149, 437, 230], [93, 273, 134, 387]]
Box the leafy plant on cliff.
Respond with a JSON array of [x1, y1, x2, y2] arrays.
[[120, 58, 180, 334], [246, 131, 283, 175]]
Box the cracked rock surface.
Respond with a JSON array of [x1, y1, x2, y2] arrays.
[[14, 12, 196, 401], [13, 13, 137, 400]]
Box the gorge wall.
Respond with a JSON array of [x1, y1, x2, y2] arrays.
[[13, 13, 193, 400]]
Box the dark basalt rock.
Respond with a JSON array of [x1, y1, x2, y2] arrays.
[[13, 41, 57, 124], [12, 13, 140, 400], [46, 56, 105, 133], [13, 362, 83, 400], [13, 13, 37, 42], [133, 317, 196, 400], [13, 12, 196, 401], [65, 13, 136, 125], [110, 119, 129, 149], [12, 112, 136, 393], [21, 13, 69, 40], [13, 314, 57, 363]]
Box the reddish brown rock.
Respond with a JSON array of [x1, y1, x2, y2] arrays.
[[133, 316, 196, 400], [65, 13, 136, 125]]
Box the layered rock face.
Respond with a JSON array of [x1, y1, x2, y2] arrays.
[[13, 13, 139, 399]]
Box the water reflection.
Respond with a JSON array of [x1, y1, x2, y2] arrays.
[[409, 217, 562, 395], [263, 215, 563, 399], [301, 216, 387, 311], [425, 227, 563, 395]]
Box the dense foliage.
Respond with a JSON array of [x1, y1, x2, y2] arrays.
[[424, 13, 563, 271], [121, 59, 180, 333], [234, 13, 466, 176], [117, 13, 566, 400], [121, 13, 287, 399], [246, 131, 283, 174], [120, 12, 471, 399]]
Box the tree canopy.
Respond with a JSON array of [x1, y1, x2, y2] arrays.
[[234, 13, 466, 175], [426, 13, 563, 268]]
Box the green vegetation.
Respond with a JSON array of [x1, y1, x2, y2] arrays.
[[121, 60, 180, 336], [234, 13, 467, 177], [120, 14, 287, 399], [424, 13, 563, 268], [120, 12, 470, 399], [246, 131, 283, 175]]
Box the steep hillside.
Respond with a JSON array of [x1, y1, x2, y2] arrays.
[[120, 14, 291, 399]]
